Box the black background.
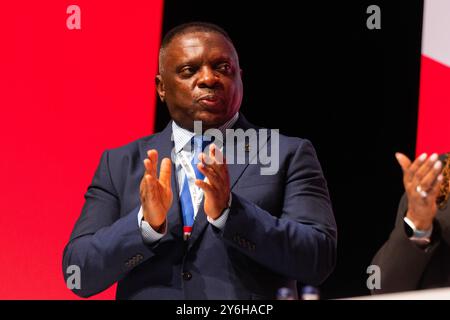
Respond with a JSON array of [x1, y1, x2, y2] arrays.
[[154, 0, 424, 299]]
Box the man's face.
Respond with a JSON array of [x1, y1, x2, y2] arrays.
[[156, 31, 243, 131]]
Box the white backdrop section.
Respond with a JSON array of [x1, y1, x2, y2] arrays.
[[342, 287, 450, 300], [422, 0, 450, 67]]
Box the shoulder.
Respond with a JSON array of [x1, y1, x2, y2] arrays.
[[253, 127, 321, 171], [241, 117, 320, 162], [239, 115, 314, 151], [278, 133, 312, 149], [264, 128, 317, 155], [101, 131, 163, 165]]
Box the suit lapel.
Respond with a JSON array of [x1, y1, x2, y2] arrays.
[[139, 121, 183, 242], [228, 114, 266, 189]]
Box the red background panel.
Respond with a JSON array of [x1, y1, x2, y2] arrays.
[[417, 55, 450, 156], [0, 1, 163, 299]]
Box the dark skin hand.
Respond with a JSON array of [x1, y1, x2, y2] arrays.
[[396, 152, 444, 230], [195, 144, 230, 220], [140, 150, 172, 230], [140, 30, 243, 229]]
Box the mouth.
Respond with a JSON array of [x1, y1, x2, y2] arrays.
[[197, 94, 222, 108]]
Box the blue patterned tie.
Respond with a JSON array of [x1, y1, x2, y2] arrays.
[[180, 136, 210, 240]]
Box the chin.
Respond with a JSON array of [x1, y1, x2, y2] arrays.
[[195, 111, 227, 125]]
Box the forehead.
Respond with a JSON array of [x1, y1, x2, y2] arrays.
[[163, 31, 238, 64]]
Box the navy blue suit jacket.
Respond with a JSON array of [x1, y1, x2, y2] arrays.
[[63, 115, 337, 299]]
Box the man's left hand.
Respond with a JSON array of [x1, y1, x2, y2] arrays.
[[195, 144, 230, 220]]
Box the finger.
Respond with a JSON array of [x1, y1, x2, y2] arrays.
[[211, 144, 228, 180], [210, 144, 225, 165], [159, 158, 172, 189], [214, 146, 229, 180], [195, 179, 215, 195], [143, 158, 152, 174], [197, 161, 221, 187], [144, 174, 158, 200], [428, 174, 444, 201], [140, 174, 148, 199], [395, 153, 412, 173], [199, 152, 227, 185], [197, 154, 220, 181], [202, 145, 214, 166], [202, 146, 227, 181], [202, 144, 220, 166], [147, 149, 158, 178], [402, 153, 427, 182], [413, 153, 439, 186], [418, 160, 442, 191], [428, 174, 444, 198], [199, 152, 213, 173]]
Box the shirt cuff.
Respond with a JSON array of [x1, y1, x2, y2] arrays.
[[206, 193, 232, 230], [138, 206, 167, 244]]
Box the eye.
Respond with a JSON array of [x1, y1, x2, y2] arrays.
[[179, 66, 196, 77], [216, 63, 232, 73]]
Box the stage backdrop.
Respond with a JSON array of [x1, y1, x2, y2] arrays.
[[417, 0, 450, 155], [0, 1, 163, 299], [0, 0, 447, 300]]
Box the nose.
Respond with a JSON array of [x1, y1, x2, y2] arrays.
[[197, 66, 219, 89]]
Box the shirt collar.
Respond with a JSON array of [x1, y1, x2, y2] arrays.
[[172, 112, 239, 153]]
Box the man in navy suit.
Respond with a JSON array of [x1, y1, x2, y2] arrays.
[[63, 22, 337, 299]]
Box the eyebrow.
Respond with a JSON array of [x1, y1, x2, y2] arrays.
[[177, 55, 234, 67]]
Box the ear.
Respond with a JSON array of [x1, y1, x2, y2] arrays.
[[155, 75, 165, 103]]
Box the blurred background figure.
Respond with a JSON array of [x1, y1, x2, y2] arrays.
[[371, 152, 450, 294]]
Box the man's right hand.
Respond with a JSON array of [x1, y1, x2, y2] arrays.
[[140, 149, 173, 231]]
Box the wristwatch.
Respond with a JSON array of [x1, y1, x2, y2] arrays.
[[403, 216, 432, 245]]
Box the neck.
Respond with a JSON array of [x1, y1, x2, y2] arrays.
[[173, 113, 239, 133]]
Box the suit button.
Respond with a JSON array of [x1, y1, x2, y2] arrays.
[[182, 272, 192, 281]]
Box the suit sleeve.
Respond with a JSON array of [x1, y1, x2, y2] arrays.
[[62, 150, 155, 298], [220, 139, 337, 285], [371, 193, 441, 294]]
